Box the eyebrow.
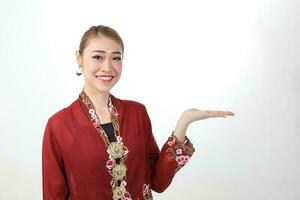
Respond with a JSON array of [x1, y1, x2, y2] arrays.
[[91, 50, 122, 55]]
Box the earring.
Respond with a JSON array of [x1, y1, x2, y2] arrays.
[[76, 65, 82, 76]]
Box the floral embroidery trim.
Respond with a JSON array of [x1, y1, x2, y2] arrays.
[[166, 131, 195, 172], [142, 184, 153, 200], [79, 90, 132, 200]]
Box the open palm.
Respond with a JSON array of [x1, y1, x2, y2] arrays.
[[182, 108, 235, 124]]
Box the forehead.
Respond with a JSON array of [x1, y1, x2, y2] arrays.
[[85, 37, 122, 52]]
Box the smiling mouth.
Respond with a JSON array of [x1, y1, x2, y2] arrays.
[[95, 75, 114, 81]]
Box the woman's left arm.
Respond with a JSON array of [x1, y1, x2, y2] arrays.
[[145, 107, 235, 193]]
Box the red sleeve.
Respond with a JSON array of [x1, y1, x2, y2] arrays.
[[42, 118, 69, 200], [142, 106, 195, 193]]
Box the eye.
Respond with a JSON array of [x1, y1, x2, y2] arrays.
[[92, 55, 103, 60], [113, 57, 122, 61]]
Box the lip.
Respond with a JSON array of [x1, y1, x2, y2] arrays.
[[95, 74, 114, 84], [95, 75, 114, 77]]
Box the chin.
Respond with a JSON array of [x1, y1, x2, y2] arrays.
[[95, 87, 113, 93], [97, 84, 116, 92]]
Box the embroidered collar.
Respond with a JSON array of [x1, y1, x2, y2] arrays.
[[78, 89, 132, 200]]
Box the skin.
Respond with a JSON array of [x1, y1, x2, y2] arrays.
[[76, 36, 235, 141], [76, 36, 123, 123]]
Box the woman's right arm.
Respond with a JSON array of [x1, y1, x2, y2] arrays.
[[42, 118, 69, 200]]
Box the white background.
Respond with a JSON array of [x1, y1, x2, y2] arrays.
[[0, 0, 299, 199]]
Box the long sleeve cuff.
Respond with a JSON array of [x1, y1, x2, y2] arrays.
[[165, 131, 196, 172]]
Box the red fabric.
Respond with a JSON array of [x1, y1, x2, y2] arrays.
[[42, 94, 195, 200]]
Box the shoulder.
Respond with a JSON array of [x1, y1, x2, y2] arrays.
[[112, 94, 148, 114], [112, 95, 152, 128], [46, 99, 79, 129]]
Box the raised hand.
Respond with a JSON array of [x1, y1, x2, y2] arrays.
[[181, 108, 235, 124], [173, 108, 235, 142]]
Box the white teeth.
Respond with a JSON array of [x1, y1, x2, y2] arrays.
[[97, 76, 113, 80]]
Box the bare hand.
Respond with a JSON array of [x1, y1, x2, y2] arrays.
[[173, 109, 235, 141], [181, 108, 235, 124]]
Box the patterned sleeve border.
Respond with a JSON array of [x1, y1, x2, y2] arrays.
[[165, 131, 196, 172]]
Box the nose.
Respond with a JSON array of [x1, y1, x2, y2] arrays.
[[101, 58, 113, 72]]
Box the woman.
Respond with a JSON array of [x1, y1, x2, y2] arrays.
[[42, 25, 235, 200]]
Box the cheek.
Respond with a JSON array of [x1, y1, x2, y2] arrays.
[[82, 59, 95, 70], [114, 63, 122, 74], [88, 59, 100, 67]]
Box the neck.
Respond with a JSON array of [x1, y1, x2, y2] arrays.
[[83, 86, 110, 111]]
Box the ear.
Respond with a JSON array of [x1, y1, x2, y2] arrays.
[[76, 50, 82, 66]]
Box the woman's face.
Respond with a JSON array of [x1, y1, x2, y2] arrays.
[[76, 36, 123, 94]]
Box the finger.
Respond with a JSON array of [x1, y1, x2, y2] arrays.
[[204, 110, 235, 118], [214, 112, 233, 118], [206, 111, 225, 118], [215, 111, 235, 116], [225, 111, 235, 116]]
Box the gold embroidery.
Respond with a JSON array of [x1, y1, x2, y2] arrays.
[[79, 90, 132, 200]]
